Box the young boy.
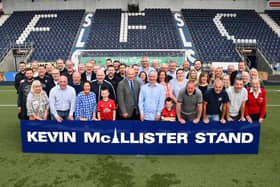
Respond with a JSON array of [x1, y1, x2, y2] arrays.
[[161, 97, 176, 122], [97, 87, 116, 120]]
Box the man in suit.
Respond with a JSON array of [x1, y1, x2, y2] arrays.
[[230, 61, 246, 85], [117, 68, 141, 120], [81, 62, 96, 82]]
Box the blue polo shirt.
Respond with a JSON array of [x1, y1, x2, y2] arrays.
[[204, 88, 229, 115]]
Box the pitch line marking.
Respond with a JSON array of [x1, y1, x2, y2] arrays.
[[0, 104, 280, 107], [0, 90, 15, 92], [1, 89, 280, 93]]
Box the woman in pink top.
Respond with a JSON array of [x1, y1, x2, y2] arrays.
[[157, 70, 177, 103]]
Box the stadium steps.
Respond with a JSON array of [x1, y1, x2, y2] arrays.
[[259, 13, 280, 38]]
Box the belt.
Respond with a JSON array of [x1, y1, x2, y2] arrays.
[[181, 111, 196, 115]]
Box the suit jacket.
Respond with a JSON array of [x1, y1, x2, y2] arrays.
[[117, 78, 141, 117], [81, 71, 96, 82]]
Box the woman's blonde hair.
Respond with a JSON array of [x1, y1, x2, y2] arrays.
[[189, 69, 198, 81], [30, 80, 42, 94], [249, 68, 259, 79]]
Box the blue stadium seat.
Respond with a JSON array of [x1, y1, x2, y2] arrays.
[[0, 9, 85, 62], [85, 8, 182, 56], [181, 9, 280, 64], [265, 10, 280, 26]]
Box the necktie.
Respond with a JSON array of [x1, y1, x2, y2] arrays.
[[130, 80, 136, 107]]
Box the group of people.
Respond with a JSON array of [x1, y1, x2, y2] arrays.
[[15, 57, 266, 124]]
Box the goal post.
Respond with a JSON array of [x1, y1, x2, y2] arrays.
[[72, 49, 187, 69]]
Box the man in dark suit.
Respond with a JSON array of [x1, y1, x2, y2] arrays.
[[62, 60, 74, 84], [81, 62, 96, 83], [117, 68, 141, 120], [230, 61, 246, 85]]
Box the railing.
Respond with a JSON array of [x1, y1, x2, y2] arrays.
[[0, 46, 10, 63], [0, 41, 34, 64]]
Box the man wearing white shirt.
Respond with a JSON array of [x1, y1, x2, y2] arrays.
[[194, 60, 202, 79], [226, 78, 248, 121], [183, 61, 190, 79], [49, 75, 76, 122], [167, 61, 177, 80], [138, 56, 155, 76], [51, 69, 60, 87]]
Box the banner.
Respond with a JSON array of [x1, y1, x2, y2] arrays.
[[21, 120, 260, 155], [4, 72, 16, 81]]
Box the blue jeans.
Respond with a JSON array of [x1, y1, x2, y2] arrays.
[[207, 114, 219, 122], [51, 110, 70, 120]]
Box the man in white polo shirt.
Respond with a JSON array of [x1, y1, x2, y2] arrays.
[[226, 78, 248, 121]]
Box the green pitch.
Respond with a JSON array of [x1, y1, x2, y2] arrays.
[[0, 86, 279, 187]]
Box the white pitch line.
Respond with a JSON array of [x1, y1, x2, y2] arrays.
[[0, 104, 17, 107], [267, 105, 280, 107], [0, 104, 278, 107], [0, 90, 15, 92], [266, 90, 280, 92]]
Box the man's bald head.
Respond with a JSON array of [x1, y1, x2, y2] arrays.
[[126, 68, 136, 80]]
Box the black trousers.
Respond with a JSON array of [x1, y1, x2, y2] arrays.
[[19, 106, 28, 120], [250, 114, 266, 121]]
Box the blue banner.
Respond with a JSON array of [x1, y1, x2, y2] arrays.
[[20, 120, 260, 155]]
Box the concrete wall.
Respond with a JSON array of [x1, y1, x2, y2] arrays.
[[2, 0, 268, 13]]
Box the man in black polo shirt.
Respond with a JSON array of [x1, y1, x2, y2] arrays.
[[34, 65, 54, 95], [18, 68, 34, 119], [105, 65, 122, 93], [14, 61, 26, 94], [203, 79, 229, 124]]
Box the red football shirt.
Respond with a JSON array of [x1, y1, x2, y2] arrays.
[[97, 99, 116, 120], [161, 108, 176, 118]]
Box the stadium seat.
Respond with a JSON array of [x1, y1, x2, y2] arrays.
[[265, 10, 280, 26], [85, 9, 182, 57], [0, 9, 85, 62], [181, 9, 280, 64]]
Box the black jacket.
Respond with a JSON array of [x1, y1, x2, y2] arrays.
[[91, 80, 116, 102], [14, 72, 25, 93], [105, 74, 123, 94], [34, 75, 55, 96], [17, 80, 33, 108], [81, 71, 96, 83]]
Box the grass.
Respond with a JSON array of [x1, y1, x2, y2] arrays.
[[0, 86, 279, 187]]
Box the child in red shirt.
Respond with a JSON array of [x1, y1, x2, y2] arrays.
[[161, 97, 176, 122], [97, 88, 116, 120]]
